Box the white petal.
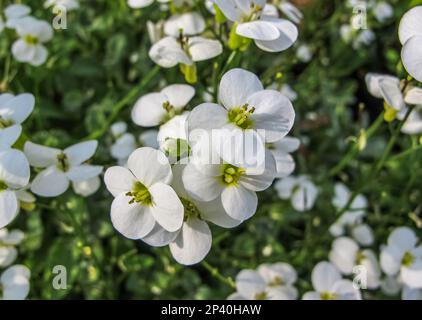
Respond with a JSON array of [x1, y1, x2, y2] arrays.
[[402, 261, 422, 289], [379, 77, 406, 111], [12, 40, 36, 63], [388, 226, 418, 250], [29, 45, 48, 66], [199, 197, 242, 228], [0, 93, 35, 124], [398, 6, 422, 45], [0, 125, 22, 147], [182, 163, 223, 201], [274, 176, 297, 199], [270, 151, 295, 178], [0, 149, 30, 188], [0, 247, 17, 267], [221, 185, 258, 221], [312, 261, 341, 293], [405, 87, 422, 105], [241, 150, 277, 191], [189, 37, 223, 62], [104, 166, 137, 197], [23, 141, 61, 168], [149, 182, 183, 232], [352, 224, 374, 246], [236, 20, 280, 41], [187, 103, 228, 132], [302, 291, 321, 300], [219, 68, 263, 110], [141, 223, 179, 247], [272, 137, 300, 153], [72, 176, 101, 197], [131, 92, 168, 127], [30, 166, 69, 197], [236, 270, 266, 299], [248, 90, 295, 142], [127, 147, 172, 187], [110, 193, 155, 239], [402, 286, 422, 300], [380, 245, 403, 276], [0, 265, 30, 300], [0, 191, 19, 229], [161, 84, 195, 109], [402, 35, 422, 82], [111, 133, 136, 159], [332, 280, 361, 300], [66, 165, 103, 183], [149, 37, 192, 68], [169, 217, 212, 265], [255, 18, 298, 52], [128, 0, 154, 8], [139, 130, 159, 149], [164, 12, 205, 37], [214, 0, 243, 21], [64, 140, 98, 166], [364, 73, 399, 99], [329, 237, 359, 274], [291, 180, 318, 211]]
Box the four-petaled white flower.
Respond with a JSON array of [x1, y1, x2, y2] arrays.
[[0, 93, 35, 148], [104, 147, 184, 240], [329, 237, 381, 289], [3, 4, 31, 29], [399, 6, 422, 82], [275, 175, 318, 212], [12, 17, 54, 66], [380, 227, 422, 289], [303, 261, 361, 300], [24, 140, 102, 197], [132, 84, 195, 127], [0, 148, 30, 229], [228, 263, 298, 300], [0, 228, 25, 267], [0, 265, 30, 300], [215, 0, 298, 52]]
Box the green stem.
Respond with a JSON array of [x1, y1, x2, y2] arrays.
[[86, 65, 160, 140], [202, 261, 236, 289]]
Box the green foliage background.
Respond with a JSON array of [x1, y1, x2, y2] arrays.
[[1, 0, 421, 299]]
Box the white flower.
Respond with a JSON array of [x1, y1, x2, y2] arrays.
[[380, 227, 422, 289], [373, 2, 393, 23], [0, 148, 30, 229], [104, 147, 184, 240], [72, 176, 101, 197], [214, 0, 298, 52], [229, 263, 298, 300], [132, 84, 195, 127], [399, 6, 422, 82], [3, 4, 31, 29], [188, 68, 295, 168], [12, 17, 53, 66], [267, 136, 300, 178], [149, 36, 222, 68], [303, 261, 361, 300], [24, 140, 102, 197], [329, 237, 381, 289], [275, 175, 318, 211], [296, 44, 312, 62], [44, 0, 80, 10], [0, 228, 24, 267], [164, 12, 205, 37], [111, 133, 137, 164], [0, 265, 30, 300], [0, 93, 35, 148], [142, 163, 240, 265]]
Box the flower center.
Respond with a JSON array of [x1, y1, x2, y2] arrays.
[[320, 292, 337, 300], [228, 104, 255, 129], [0, 180, 8, 191], [0, 117, 14, 129], [56, 153, 70, 172], [254, 291, 267, 300], [242, 4, 263, 22], [355, 251, 366, 265], [125, 182, 152, 206], [24, 35, 39, 45], [162, 101, 177, 121], [221, 164, 245, 186], [268, 276, 284, 287], [181, 198, 201, 220], [401, 251, 415, 267]]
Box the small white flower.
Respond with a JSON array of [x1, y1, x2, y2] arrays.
[[303, 261, 361, 300], [0, 228, 25, 267], [380, 227, 422, 289], [0, 265, 30, 300], [399, 6, 422, 82], [188, 68, 295, 168], [296, 44, 312, 63], [132, 84, 195, 127], [373, 2, 393, 23], [72, 176, 101, 197], [3, 4, 31, 29], [111, 133, 137, 164], [12, 17, 53, 66], [229, 263, 298, 300], [329, 237, 381, 289], [275, 175, 318, 212], [149, 35, 223, 68], [164, 12, 205, 37], [0, 93, 35, 148], [215, 0, 298, 52], [0, 148, 30, 229], [44, 0, 80, 10], [24, 140, 102, 197], [104, 147, 184, 240]]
